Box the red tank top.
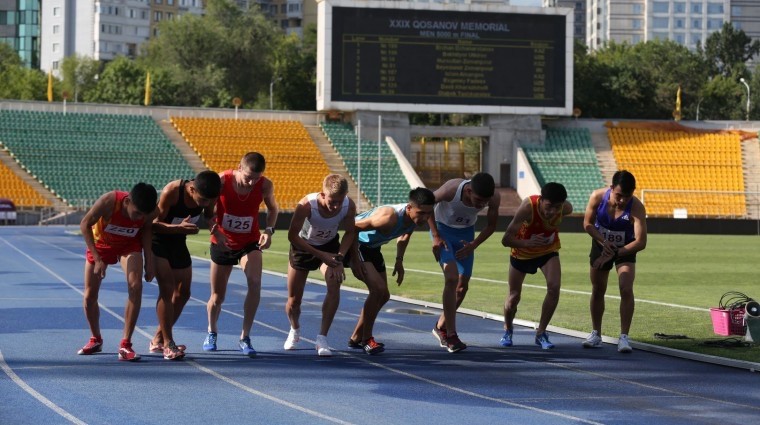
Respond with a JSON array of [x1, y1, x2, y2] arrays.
[[511, 195, 562, 260], [211, 169, 264, 250], [92, 191, 145, 250]]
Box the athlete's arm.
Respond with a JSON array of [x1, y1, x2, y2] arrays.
[[151, 180, 198, 235], [141, 207, 159, 282], [80, 191, 115, 276], [470, 191, 501, 249], [392, 232, 411, 285], [337, 199, 357, 260], [259, 177, 279, 250], [287, 196, 335, 265], [618, 198, 647, 257], [356, 206, 397, 234], [583, 189, 606, 245], [501, 197, 548, 248]]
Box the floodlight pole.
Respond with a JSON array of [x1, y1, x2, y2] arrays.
[[740, 78, 750, 121]]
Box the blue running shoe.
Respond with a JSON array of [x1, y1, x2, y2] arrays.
[[239, 337, 257, 357], [535, 332, 555, 350], [499, 329, 513, 347], [203, 332, 217, 351]]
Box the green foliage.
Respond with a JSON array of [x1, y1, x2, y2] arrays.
[[701, 22, 760, 78], [273, 27, 318, 111], [0, 43, 48, 101], [60, 54, 101, 102], [85, 56, 145, 105]]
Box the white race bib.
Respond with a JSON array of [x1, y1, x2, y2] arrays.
[[599, 226, 626, 247], [104, 224, 139, 237], [221, 213, 253, 234], [170, 215, 200, 225]]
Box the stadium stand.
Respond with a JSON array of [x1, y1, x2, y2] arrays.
[[0, 111, 195, 207], [523, 127, 604, 209], [607, 123, 746, 217], [171, 117, 330, 210], [320, 122, 411, 206]]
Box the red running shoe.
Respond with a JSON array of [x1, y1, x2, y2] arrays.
[[432, 324, 448, 348], [77, 337, 103, 355], [363, 337, 385, 355], [118, 340, 141, 362]]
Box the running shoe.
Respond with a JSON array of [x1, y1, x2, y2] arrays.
[[118, 340, 141, 362], [284, 328, 300, 350], [239, 337, 257, 358], [202, 332, 217, 351], [349, 337, 384, 349], [617, 334, 633, 353], [499, 329, 513, 347], [446, 334, 467, 353], [315, 335, 332, 357], [535, 332, 555, 350], [163, 341, 185, 361], [149, 340, 186, 353], [432, 324, 448, 348], [582, 330, 602, 348], [77, 336, 103, 355], [363, 337, 385, 355]]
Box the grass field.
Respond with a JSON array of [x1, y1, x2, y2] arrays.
[[186, 231, 760, 363]]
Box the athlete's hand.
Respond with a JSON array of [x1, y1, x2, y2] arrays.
[[523, 234, 551, 248], [144, 262, 155, 282], [392, 260, 405, 286], [322, 253, 341, 268], [326, 264, 346, 284], [455, 240, 475, 260], [431, 235, 447, 262], [178, 215, 199, 235], [93, 259, 107, 279], [259, 232, 272, 250]]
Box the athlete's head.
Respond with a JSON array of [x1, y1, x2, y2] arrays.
[[192, 171, 222, 207], [610, 170, 636, 208], [465, 172, 495, 208], [127, 182, 157, 220], [538, 182, 567, 220], [320, 174, 349, 213], [406, 187, 436, 225], [238, 152, 266, 187]]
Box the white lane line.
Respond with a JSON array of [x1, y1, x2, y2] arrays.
[[0, 349, 87, 425], [7, 238, 354, 425]]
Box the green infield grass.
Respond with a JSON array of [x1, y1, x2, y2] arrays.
[[186, 231, 760, 363]]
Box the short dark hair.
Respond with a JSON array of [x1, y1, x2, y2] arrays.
[[612, 170, 636, 194], [130, 182, 157, 214], [470, 172, 495, 198], [408, 187, 435, 206], [242, 152, 266, 172], [540, 182, 567, 204], [194, 170, 222, 199]]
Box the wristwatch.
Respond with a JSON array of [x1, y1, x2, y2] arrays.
[[265, 226, 275, 235]]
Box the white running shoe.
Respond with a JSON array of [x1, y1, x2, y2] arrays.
[[617, 334, 633, 353], [582, 330, 602, 348], [284, 328, 300, 350], [315, 335, 332, 357]]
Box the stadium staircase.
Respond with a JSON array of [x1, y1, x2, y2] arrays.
[[320, 122, 413, 207], [590, 131, 617, 185], [0, 111, 196, 208], [157, 119, 206, 174], [523, 128, 605, 210], [171, 117, 331, 210], [304, 125, 371, 209], [742, 138, 760, 219]]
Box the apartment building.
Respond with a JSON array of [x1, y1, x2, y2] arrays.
[[586, 0, 760, 51], [0, 0, 40, 68], [543, 0, 587, 41]]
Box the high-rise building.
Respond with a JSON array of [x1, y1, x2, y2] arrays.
[[0, 0, 41, 68], [543, 0, 586, 41], [584, 0, 760, 51], [40, 0, 203, 75]]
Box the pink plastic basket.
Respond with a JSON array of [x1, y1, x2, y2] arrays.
[[709, 307, 746, 336]]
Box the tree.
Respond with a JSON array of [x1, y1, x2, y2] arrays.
[[0, 43, 48, 101], [272, 26, 317, 111], [61, 54, 101, 102], [701, 22, 760, 78], [85, 56, 146, 105]]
